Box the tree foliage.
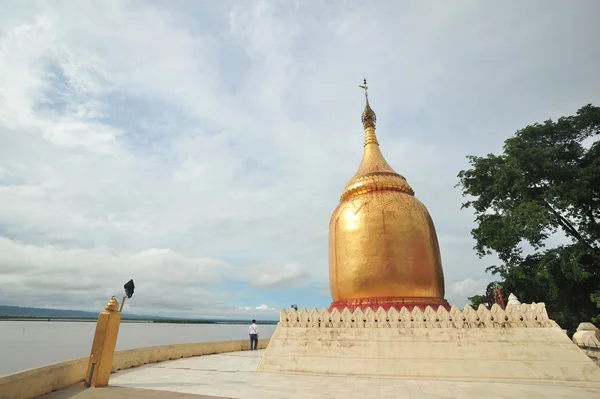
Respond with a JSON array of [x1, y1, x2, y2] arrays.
[[468, 294, 488, 308], [458, 104, 600, 332]]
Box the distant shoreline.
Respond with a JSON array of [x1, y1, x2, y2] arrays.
[[0, 316, 278, 325], [0, 306, 279, 325], [1, 317, 149, 323]]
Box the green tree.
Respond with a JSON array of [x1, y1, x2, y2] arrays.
[[468, 294, 488, 309], [457, 104, 600, 333]]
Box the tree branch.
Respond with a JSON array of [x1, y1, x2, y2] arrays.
[[542, 200, 599, 252]]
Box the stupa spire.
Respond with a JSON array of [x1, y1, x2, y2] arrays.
[[339, 80, 414, 202]]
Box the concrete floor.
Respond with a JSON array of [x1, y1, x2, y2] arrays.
[[41, 350, 600, 399], [39, 384, 226, 399]]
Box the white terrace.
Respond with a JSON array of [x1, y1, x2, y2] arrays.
[[42, 349, 600, 399]]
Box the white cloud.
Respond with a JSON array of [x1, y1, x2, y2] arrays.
[[446, 278, 494, 305], [237, 305, 277, 313], [248, 262, 310, 289], [0, 0, 599, 317]]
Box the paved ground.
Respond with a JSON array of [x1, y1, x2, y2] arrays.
[[40, 384, 226, 399], [42, 350, 600, 399]]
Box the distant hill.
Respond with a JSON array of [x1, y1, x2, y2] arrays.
[[0, 305, 159, 320], [0, 305, 278, 324]]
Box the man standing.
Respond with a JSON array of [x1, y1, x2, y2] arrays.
[[248, 319, 259, 351]]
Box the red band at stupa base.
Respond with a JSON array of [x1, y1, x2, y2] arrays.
[[328, 296, 450, 312]]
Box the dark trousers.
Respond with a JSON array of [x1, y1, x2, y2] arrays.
[[249, 334, 258, 350]]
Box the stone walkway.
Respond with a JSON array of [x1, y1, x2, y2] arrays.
[[43, 350, 600, 399], [40, 384, 224, 398]]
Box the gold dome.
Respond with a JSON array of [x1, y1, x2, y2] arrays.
[[328, 81, 448, 311]]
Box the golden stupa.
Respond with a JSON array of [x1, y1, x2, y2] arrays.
[[328, 80, 449, 311]]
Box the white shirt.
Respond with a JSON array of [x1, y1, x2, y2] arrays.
[[249, 323, 258, 335]]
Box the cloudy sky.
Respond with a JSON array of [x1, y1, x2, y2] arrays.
[[1, 0, 599, 319]]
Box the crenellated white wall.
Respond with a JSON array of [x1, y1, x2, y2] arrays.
[[259, 303, 600, 382], [277, 303, 558, 329]]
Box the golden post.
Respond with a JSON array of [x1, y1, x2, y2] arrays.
[[84, 296, 124, 388]]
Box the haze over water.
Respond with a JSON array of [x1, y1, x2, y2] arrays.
[[0, 321, 276, 376]]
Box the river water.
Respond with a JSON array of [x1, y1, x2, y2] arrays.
[[0, 321, 276, 376]]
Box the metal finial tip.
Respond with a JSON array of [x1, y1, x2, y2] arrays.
[[358, 79, 369, 97]]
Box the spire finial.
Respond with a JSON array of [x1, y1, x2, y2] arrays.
[[359, 78, 369, 100], [359, 78, 376, 129]]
